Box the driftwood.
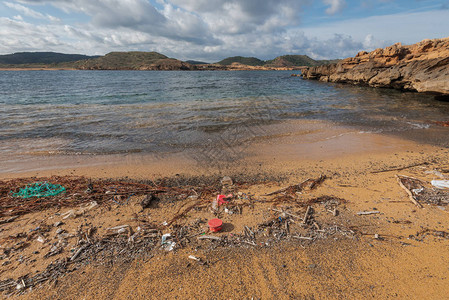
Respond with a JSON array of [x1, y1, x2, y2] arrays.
[[242, 240, 257, 246], [396, 175, 423, 208], [263, 175, 326, 196], [292, 236, 314, 240], [371, 162, 428, 174], [357, 211, 380, 215], [0, 215, 19, 225], [197, 235, 221, 241], [303, 206, 312, 224], [270, 208, 303, 219], [70, 244, 89, 261]]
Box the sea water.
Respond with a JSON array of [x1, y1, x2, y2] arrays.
[[0, 70, 448, 163]]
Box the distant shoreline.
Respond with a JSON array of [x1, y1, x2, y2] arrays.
[[0, 66, 306, 71], [0, 67, 77, 71]]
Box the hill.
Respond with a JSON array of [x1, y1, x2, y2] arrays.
[[216, 55, 339, 68], [0, 52, 97, 65], [265, 55, 340, 67], [0, 51, 340, 70], [265, 55, 318, 67], [68, 52, 195, 70], [217, 56, 265, 66]]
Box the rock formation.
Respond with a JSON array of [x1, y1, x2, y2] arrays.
[[301, 37, 449, 95]]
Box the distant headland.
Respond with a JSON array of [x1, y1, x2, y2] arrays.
[[0, 51, 338, 71]]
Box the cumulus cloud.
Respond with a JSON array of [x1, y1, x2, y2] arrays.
[[15, 0, 219, 45], [0, 17, 64, 53], [1, 0, 448, 60], [169, 0, 306, 34], [323, 0, 346, 15]]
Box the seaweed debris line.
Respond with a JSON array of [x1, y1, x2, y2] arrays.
[[1, 169, 449, 297]]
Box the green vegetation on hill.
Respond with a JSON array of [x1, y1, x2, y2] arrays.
[[186, 60, 208, 65], [70, 51, 171, 70], [0, 52, 97, 65], [265, 55, 320, 67], [0, 51, 341, 70], [217, 56, 265, 66], [217, 54, 340, 67]]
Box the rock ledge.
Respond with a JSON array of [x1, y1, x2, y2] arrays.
[[301, 37, 449, 95]]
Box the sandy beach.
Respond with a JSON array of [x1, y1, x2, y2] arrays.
[[1, 0, 448, 298], [1, 119, 449, 299]]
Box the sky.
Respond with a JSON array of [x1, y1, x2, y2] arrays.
[[0, 0, 448, 61]]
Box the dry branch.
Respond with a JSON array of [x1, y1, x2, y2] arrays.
[[396, 175, 423, 208]]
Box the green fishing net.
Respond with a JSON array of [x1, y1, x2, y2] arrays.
[[12, 182, 66, 198]]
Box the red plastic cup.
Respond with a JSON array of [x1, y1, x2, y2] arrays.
[[208, 218, 223, 232]]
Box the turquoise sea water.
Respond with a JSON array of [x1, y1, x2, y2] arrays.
[[0, 70, 448, 158]]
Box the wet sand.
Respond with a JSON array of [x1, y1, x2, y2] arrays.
[[0, 119, 441, 180], [1, 119, 449, 299]]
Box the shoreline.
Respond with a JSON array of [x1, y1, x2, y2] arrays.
[[0, 67, 304, 71], [1, 119, 444, 180]]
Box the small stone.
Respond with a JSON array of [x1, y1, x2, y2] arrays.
[[374, 233, 380, 239], [36, 236, 45, 243], [141, 194, 158, 209], [308, 264, 317, 269], [220, 176, 233, 186], [56, 228, 64, 235], [33, 251, 40, 255], [54, 221, 63, 227]]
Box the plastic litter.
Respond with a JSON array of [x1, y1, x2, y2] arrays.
[[188, 255, 200, 261], [161, 233, 176, 251], [12, 181, 66, 198], [431, 180, 449, 189], [62, 201, 98, 219], [217, 194, 232, 206], [208, 218, 223, 232]]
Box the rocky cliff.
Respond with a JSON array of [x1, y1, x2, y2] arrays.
[[301, 37, 449, 95]]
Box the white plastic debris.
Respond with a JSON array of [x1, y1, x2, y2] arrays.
[[117, 228, 127, 234], [164, 241, 176, 251], [61, 201, 98, 219], [412, 187, 424, 195], [431, 180, 449, 189], [161, 233, 176, 251], [107, 225, 130, 231], [106, 225, 130, 235], [425, 170, 446, 178], [188, 255, 200, 261], [161, 233, 171, 244], [62, 209, 76, 220], [36, 236, 45, 243]]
